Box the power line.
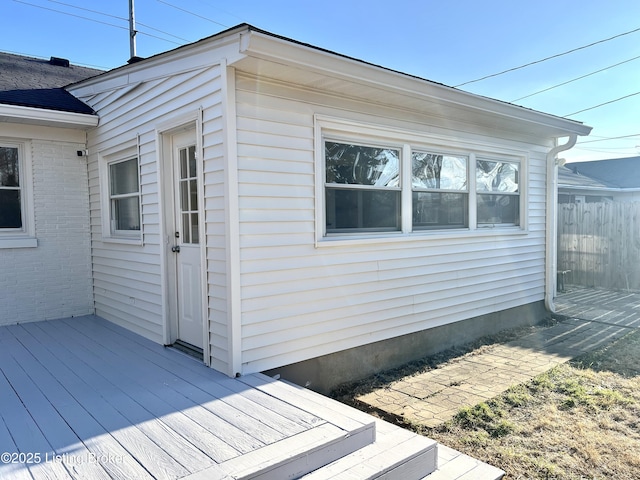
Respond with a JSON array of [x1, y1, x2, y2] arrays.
[[44, 0, 126, 22], [43, 0, 191, 43], [573, 146, 640, 154], [576, 133, 640, 145], [13, 0, 183, 46], [155, 0, 229, 28], [455, 25, 640, 88], [511, 54, 640, 102], [564, 91, 640, 117], [14, 0, 127, 31]]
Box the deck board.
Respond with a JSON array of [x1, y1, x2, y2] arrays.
[[0, 325, 143, 480], [31, 321, 218, 474], [0, 332, 112, 480], [238, 374, 376, 434], [0, 417, 33, 480], [0, 316, 381, 480], [79, 316, 323, 430], [38, 319, 264, 455], [5, 322, 181, 480], [73, 316, 321, 433]]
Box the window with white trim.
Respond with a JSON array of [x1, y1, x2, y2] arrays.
[[0, 145, 22, 229], [324, 141, 401, 233], [320, 124, 525, 238], [412, 152, 468, 229], [0, 141, 35, 247], [476, 158, 520, 226], [107, 157, 140, 237]]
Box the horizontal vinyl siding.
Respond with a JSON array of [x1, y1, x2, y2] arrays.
[[234, 74, 551, 373], [83, 65, 224, 346], [202, 83, 228, 372]]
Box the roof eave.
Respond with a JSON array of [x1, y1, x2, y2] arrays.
[[235, 28, 592, 139], [0, 103, 99, 129]]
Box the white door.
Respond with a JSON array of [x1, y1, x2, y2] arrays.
[[171, 130, 203, 349]]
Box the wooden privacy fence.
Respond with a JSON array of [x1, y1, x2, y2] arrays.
[[558, 202, 640, 291]]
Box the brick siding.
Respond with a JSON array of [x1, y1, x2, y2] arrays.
[[0, 140, 93, 325]]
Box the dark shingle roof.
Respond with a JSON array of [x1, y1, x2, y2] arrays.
[[566, 157, 640, 189], [0, 52, 103, 114]]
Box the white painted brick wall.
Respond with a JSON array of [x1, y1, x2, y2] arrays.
[[0, 140, 93, 325]]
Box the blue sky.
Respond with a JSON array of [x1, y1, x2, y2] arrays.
[[4, 0, 640, 162]]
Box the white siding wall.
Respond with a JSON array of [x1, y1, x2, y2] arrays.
[[0, 127, 93, 325], [78, 65, 227, 364], [234, 74, 553, 373], [203, 88, 229, 372]]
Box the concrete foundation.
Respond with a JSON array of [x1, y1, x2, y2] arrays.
[[263, 301, 547, 395]]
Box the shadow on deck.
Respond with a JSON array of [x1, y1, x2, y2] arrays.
[[0, 315, 453, 479]]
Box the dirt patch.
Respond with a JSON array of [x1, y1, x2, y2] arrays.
[[332, 322, 640, 479]]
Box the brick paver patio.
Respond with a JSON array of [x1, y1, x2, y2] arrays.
[[356, 287, 640, 427]]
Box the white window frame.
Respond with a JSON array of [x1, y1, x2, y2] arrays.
[[411, 150, 470, 230], [324, 139, 403, 234], [475, 156, 522, 228], [315, 115, 528, 245], [99, 147, 142, 244], [0, 139, 36, 249]]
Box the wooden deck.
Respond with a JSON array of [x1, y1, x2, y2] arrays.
[[0, 316, 448, 479]]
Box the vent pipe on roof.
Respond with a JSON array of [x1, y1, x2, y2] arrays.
[[49, 57, 70, 67]]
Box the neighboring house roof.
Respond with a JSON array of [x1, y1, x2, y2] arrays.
[[0, 52, 102, 114], [565, 157, 640, 189], [558, 165, 617, 190]]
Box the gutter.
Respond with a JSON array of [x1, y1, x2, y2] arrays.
[[0, 103, 99, 128], [545, 134, 578, 313]]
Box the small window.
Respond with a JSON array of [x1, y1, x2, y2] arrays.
[[0, 146, 22, 230], [109, 158, 140, 235], [178, 145, 199, 244], [325, 141, 401, 233], [412, 152, 468, 229], [476, 159, 520, 226]]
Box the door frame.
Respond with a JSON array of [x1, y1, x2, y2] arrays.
[[158, 115, 209, 365]]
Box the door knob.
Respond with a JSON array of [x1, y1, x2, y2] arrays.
[[171, 246, 181, 253]]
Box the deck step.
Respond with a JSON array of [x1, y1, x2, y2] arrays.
[[301, 419, 438, 479], [424, 445, 504, 480], [185, 373, 376, 480]]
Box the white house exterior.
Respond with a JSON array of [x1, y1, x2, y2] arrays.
[[3, 25, 592, 391], [0, 54, 100, 326]]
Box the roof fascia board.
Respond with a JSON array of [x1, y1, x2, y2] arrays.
[[0, 103, 98, 128], [238, 30, 592, 138], [68, 30, 247, 98]]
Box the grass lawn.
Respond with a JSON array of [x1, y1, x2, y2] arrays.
[[334, 325, 640, 479], [430, 341, 640, 479]]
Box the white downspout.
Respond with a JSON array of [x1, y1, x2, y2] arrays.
[[545, 134, 577, 313]]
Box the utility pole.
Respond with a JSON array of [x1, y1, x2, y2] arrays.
[[129, 0, 137, 60]]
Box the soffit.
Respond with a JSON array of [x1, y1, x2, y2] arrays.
[[232, 30, 592, 141]]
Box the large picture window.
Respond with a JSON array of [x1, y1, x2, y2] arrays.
[[325, 141, 401, 232], [0, 146, 22, 230], [109, 157, 140, 235]]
